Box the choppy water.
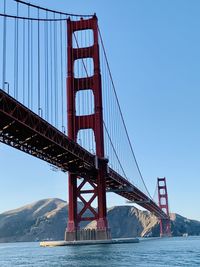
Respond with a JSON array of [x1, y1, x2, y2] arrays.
[[0, 236, 200, 266]]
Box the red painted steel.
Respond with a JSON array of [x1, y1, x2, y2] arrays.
[[66, 15, 109, 237], [158, 177, 171, 237]]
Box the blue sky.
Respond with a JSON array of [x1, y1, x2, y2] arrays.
[[1, 0, 200, 221]]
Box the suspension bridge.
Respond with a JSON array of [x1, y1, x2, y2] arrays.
[[0, 0, 171, 242]]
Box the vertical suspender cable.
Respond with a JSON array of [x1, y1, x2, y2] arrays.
[[14, 2, 19, 99], [50, 19, 53, 124], [2, 0, 7, 91], [85, 26, 87, 150], [64, 15, 68, 133], [85, 27, 88, 151], [60, 14, 64, 132], [80, 26, 84, 148], [54, 12, 58, 128], [87, 23, 91, 153], [14, 5, 17, 98], [23, 18, 25, 103], [38, 8, 41, 115], [92, 31, 94, 153], [45, 11, 49, 121], [28, 5, 30, 107], [31, 19, 33, 110], [14, 10, 16, 97], [16, 2, 19, 99], [89, 25, 94, 153], [44, 14, 47, 119], [74, 19, 79, 144]]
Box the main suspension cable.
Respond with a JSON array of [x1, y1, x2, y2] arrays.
[[14, 0, 93, 18], [0, 13, 70, 21], [98, 26, 152, 199]]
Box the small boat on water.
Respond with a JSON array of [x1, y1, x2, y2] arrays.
[[182, 233, 188, 237]]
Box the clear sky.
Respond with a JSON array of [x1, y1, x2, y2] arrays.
[[1, 0, 200, 221]]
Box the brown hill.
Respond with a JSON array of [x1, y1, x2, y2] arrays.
[[0, 199, 199, 242]]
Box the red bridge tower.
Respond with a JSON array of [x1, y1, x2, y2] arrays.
[[65, 16, 110, 241], [157, 177, 171, 237]]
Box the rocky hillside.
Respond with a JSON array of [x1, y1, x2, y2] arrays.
[[0, 198, 199, 242], [0, 198, 90, 242], [86, 206, 159, 238], [0, 199, 67, 242]]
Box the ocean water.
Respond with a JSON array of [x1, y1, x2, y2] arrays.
[[0, 236, 199, 267]]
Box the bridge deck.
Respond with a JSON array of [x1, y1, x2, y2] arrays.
[[0, 89, 168, 220], [0, 89, 95, 176]]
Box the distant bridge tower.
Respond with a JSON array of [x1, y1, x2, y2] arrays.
[[65, 15, 110, 241], [157, 177, 171, 237]]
